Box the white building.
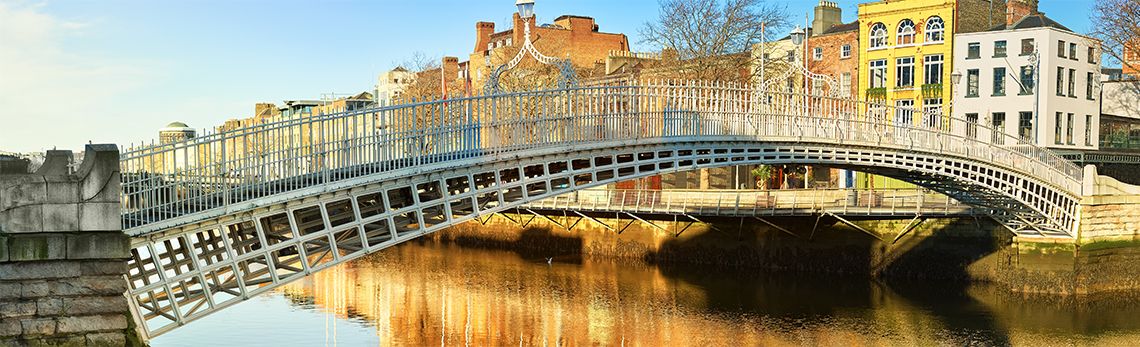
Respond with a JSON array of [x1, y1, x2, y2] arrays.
[[375, 67, 415, 104], [953, 13, 1101, 152]]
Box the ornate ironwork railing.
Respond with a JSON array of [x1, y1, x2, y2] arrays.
[[119, 80, 1083, 234]]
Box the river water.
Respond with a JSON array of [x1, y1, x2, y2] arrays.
[[152, 240, 1140, 346]]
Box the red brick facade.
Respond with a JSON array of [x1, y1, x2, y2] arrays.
[[807, 27, 860, 98], [463, 13, 630, 94]]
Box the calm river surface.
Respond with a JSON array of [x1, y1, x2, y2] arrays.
[[153, 240, 1140, 346]]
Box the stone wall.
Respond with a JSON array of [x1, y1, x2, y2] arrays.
[[0, 145, 142, 346]]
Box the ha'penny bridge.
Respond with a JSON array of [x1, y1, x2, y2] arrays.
[[4, 80, 1109, 342], [111, 81, 1090, 337]]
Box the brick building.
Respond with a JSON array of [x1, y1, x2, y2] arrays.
[[1125, 38, 1140, 78], [807, 2, 860, 99], [462, 10, 629, 95]]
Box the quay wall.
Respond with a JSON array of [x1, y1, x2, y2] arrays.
[[426, 208, 1140, 297], [0, 146, 143, 347]]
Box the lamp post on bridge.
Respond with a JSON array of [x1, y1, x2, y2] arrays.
[[483, 0, 577, 95]]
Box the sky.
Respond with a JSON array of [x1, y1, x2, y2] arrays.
[[0, 0, 1100, 152]]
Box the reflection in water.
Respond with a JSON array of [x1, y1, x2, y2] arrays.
[[155, 240, 1140, 346]]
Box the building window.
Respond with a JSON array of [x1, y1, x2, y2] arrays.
[[1019, 111, 1034, 142], [924, 54, 944, 85], [1087, 72, 1095, 100], [1055, 112, 1064, 144], [993, 67, 1006, 96], [1056, 67, 1065, 96], [897, 19, 916, 45], [1069, 42, 1078, 61], [1068, 68, 1076, 97], [870, 59, 887, 88], [1058, 40, 1066, 58], [925, 16, 945, 43], [896, 100, 915, 125], [506, 38, 512, 46], [1086, 115, 1094, 146], [923, 98, 943, 129], [870, 23, 887, 48], [840, 72, 852, 97], [1019, 66, 1035, 95], [1088, 47, 1097, 63], [813, 47, 823, 61], [967, 69, 979, 97], [896, 57, 914, 88], [994, 40, 1008, 58], [1021, 38, 1035, 56], [1067, 113, 1075, 145], [841, 45, 851, 58], [993, 112, 1006, 145], [787, 50, 796, 62], [786, 77, 795, 93], [966, 113, 979, 139], [968, 42, 981, 59]]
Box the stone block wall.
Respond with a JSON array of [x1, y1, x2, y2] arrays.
[[1078, 195, 1140, 240], [0, 145, 142, 346]]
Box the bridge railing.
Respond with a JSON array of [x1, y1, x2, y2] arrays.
[[119, 80, 1081, 233], [526, 188, 971, 216]]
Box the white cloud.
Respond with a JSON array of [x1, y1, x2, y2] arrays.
[[0, 1, 155, 152]]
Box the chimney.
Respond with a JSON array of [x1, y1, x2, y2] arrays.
[[812, 1, 842, 34], [441, 57, 460, 95], [475, 22, 495, 53], [1007, 0, 1039, 26]]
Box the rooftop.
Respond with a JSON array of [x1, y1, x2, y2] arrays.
[[989, 13, 1071, 32]]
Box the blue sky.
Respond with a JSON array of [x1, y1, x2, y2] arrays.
[[0, 0, 1099, 152]]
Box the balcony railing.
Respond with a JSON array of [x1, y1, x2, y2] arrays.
[[866, 87, 887, 100], [921, 83, 943, 98]]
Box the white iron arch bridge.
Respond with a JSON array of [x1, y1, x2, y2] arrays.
[[118, 80, 1083, 338]]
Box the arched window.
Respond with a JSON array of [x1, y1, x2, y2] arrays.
[[897, 19, 916, 45], [926, 16, 945, 43], [869, 23, 887, 48]]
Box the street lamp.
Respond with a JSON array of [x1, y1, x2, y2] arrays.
[[950, 70, 963, 86], [790, 26, 806, 45], [516, 0, 535, 19]]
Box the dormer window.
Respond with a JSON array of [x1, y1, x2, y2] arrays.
[[897, 19, 915, 45]]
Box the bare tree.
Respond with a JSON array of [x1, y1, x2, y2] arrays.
[[640, 0, 790, 82], [398, 52, 444, 102], [1090, 0, 1139, 76]]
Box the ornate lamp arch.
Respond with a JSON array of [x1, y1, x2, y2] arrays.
[[484, 0, 579, 95]]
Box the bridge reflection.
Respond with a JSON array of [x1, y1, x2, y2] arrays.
[[265, 241, 1140, 346]]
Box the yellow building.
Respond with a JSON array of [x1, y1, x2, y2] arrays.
[[855, 0, 1006, 189]]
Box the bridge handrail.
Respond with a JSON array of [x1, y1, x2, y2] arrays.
[[118, 80, 1082, 232]]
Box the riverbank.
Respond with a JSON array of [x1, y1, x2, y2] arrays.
[[426, 212, 1140, 297]]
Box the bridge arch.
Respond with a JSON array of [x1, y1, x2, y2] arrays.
[[119, 81, 1083, 337]]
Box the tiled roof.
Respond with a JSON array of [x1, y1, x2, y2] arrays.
[[823, 22, 859, 35]]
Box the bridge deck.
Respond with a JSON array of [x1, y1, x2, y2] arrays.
[[524, 188, 974, 218]]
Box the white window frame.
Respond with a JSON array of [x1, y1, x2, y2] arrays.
[[897, 19, 916, 45], [841, 44, 851, 58], [923, 54, 943, 85], [813, 47, 823, 61], [869, 59, 887, 88], [869, 23, 887, 49], [925, 16, 945, 43], [896, 57, 915, 88]]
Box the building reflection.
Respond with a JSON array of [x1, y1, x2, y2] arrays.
[[276, 241, 1140, 346]]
